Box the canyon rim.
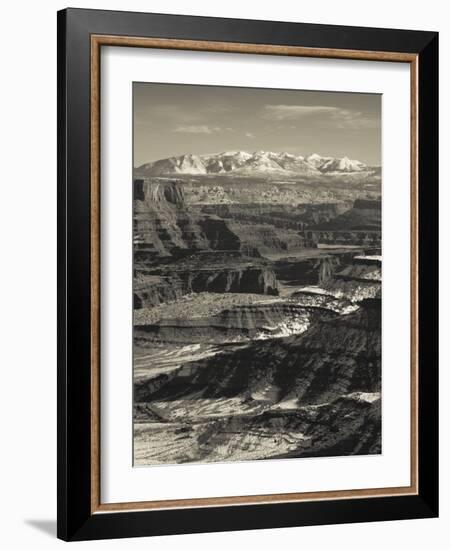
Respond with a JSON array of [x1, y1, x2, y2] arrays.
[[132, 83, 382, 466]]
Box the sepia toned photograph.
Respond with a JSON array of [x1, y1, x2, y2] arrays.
[[132, 82, 382, 466], [57, 11, 438, 540]]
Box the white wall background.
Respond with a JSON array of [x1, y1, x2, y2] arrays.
[[0, 1, 446, 547]]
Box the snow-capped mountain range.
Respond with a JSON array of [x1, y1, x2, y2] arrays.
[[134, 150, 376, 178]]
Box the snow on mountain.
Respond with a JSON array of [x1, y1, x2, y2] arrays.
[[136, 154, 207, 176], [305, 153, 333, 170], [135, 151, 373, 177], [203, 150, 253, 173], [233, 151, 290, 174], [319, 156, 366, 173], [277, 153, 321, 174]]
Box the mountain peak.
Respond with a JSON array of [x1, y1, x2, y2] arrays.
[[135, 150, 372, 178]]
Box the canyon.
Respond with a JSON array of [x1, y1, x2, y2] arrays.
[[132, 153, 382, 466]]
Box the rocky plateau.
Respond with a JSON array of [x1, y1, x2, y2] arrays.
[[132, 153, 382, 466]]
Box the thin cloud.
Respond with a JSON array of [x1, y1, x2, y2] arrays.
[[330, 110, 379, 129], [263, 104, 379, 129], [264, 105, 337, 119], [135, 104, 198, 125], [173, 125, 235, 134], [136, 103, 235, 127], [245, 132, 255, 138], [173, 125, 222, 134]]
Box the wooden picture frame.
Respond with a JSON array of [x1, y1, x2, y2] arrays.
[[57, 8, 438, 541]]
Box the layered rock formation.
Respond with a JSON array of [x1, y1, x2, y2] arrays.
[[133, 179, 281, 307], [134, 276, 185, 308], [134, 294, 381, 463], [322, 256, 381, 301], [299, 198, 381, 247], [133, 170, 382, 465], [317, 198, 382, 230], [135, 302, 314, 345], [274, 251, 357, 287], [199, 202, 350, 230], [133, 178, 217, 259], [136, 297, 380, 403]]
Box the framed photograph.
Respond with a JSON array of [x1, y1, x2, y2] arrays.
[[57, 8, 438, 541]]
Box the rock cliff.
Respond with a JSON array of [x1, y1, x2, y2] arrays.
[[136, 298, 380, 404], [134, 297, 381, 462], [134, 179, 283, 306]]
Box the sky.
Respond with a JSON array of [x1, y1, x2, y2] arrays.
[[133, 82, 381, 167]]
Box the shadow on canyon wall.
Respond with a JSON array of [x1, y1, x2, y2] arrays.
[[132, 175, 381, 465]]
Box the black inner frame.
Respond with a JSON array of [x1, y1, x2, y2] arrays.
[[57, 8, 438, 541]]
